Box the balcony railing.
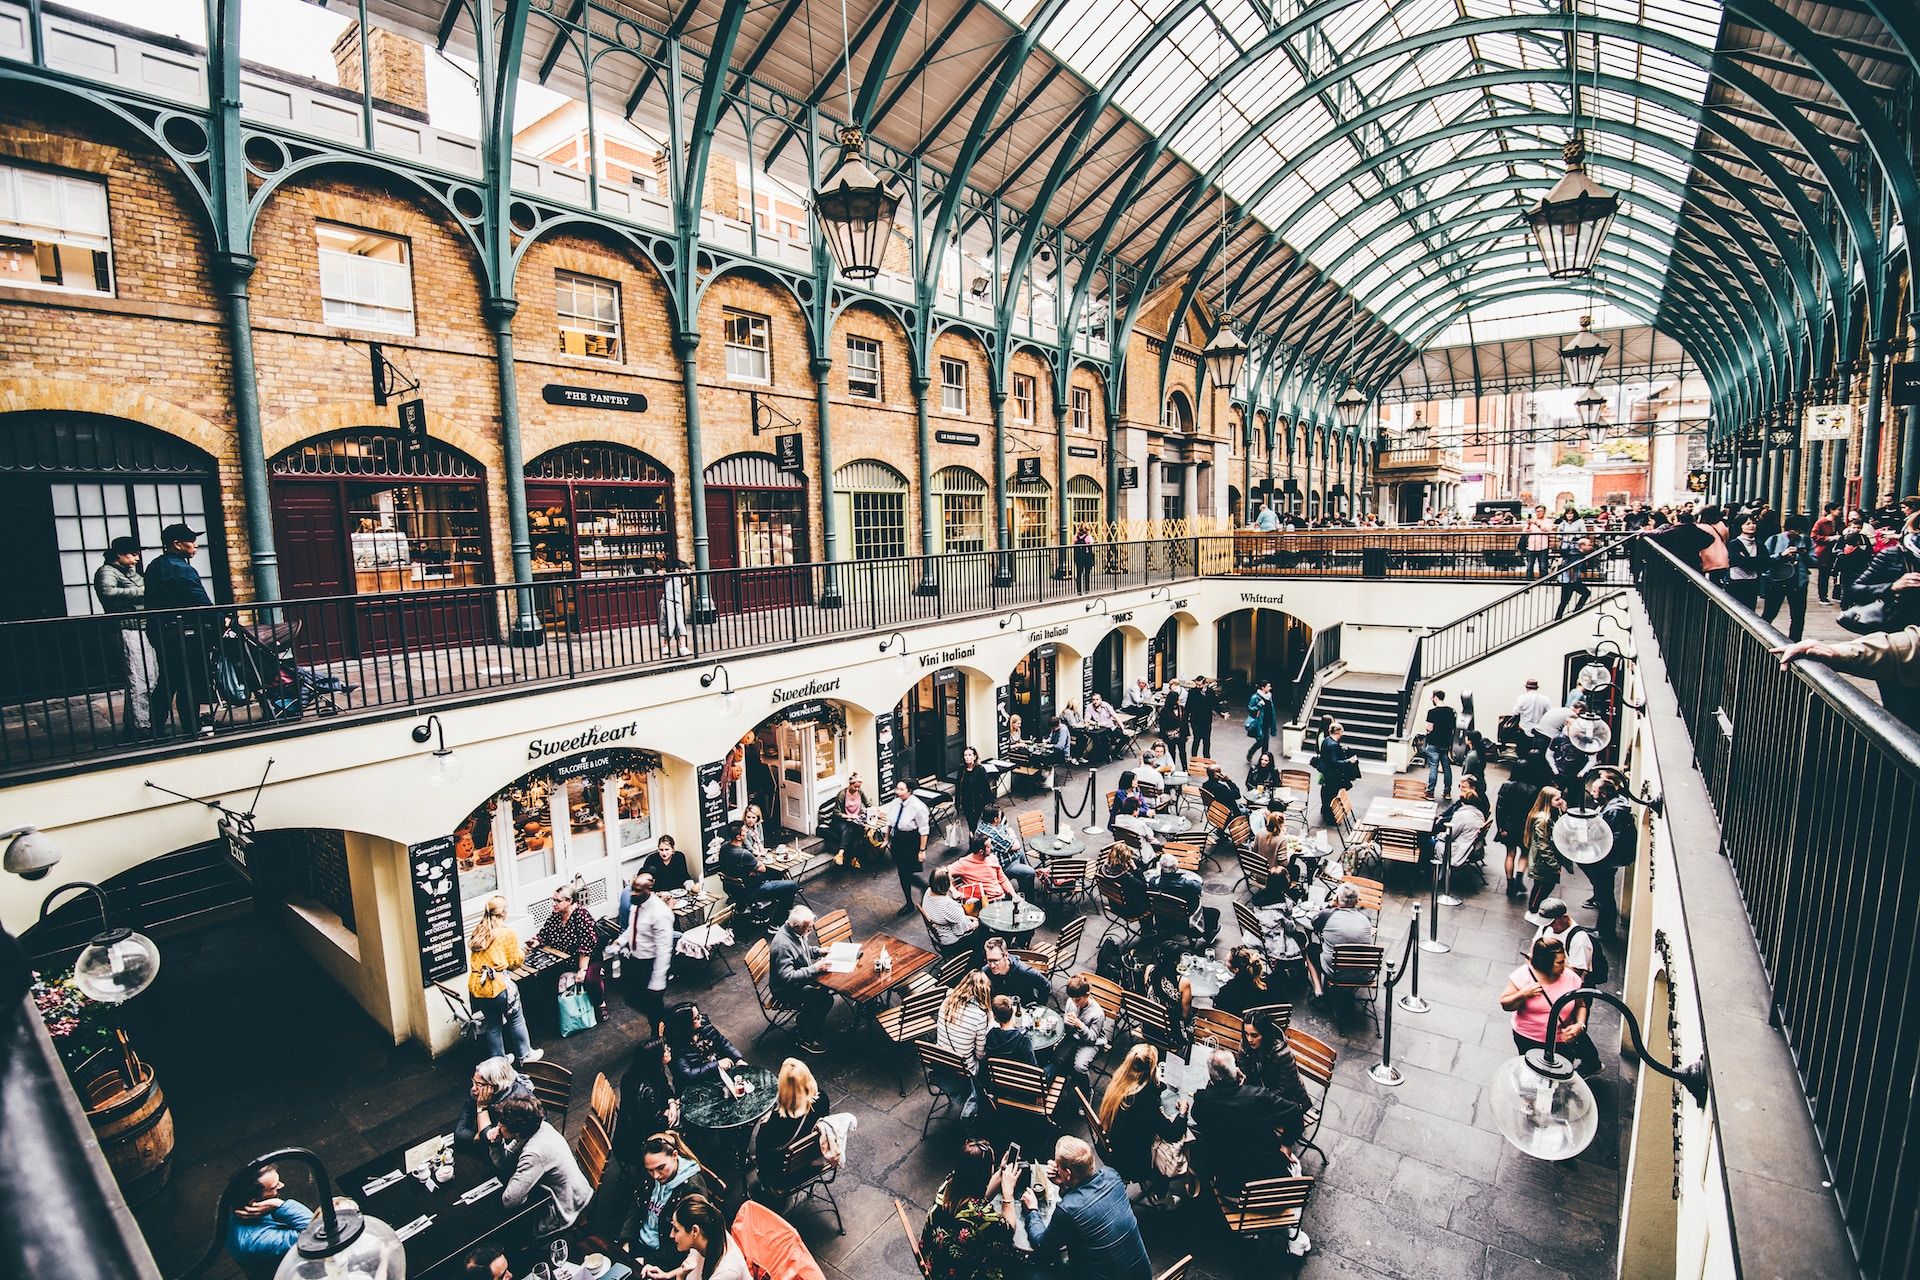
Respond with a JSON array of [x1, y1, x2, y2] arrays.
[[0, 529, 1633, 780], [1639, 542, 1920, 1278]]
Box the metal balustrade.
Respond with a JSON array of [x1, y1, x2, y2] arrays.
[[1639, 542, 1920, 1279]]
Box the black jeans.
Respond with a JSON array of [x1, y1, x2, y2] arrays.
[[1075, 561, 1093, 592], [1580, 860, 1620, 940], [1760, 580, 1807, 641], [622, 953, 669, 1032], [150, 626, 211, 734], [1191, 720, 1213, 757], [1555, 580, 1592, 617], [778, 984, 834, 1040], [890, 831, 925, 907]]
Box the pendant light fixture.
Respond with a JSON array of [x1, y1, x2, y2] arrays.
[[1334, 293, 1368, 430], [1574, 386, 1607, 429], [1201, 23, 1247, 394], [1559, 315, 1609, 387], [1527, 5, 1618, 278], [814, 0, 902, 280]]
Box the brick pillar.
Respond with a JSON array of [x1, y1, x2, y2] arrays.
[[331, 24, 428, 113]]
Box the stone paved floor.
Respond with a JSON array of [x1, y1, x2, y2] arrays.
[[119, 732, 1628, 1280]]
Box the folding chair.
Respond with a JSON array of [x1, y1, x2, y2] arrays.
[[874, 985, 946, 1094], [764, 1128, 843, 1235], [1120, 989, 1186, 1055], [1243, 1001, 1294, 1033], [1017, 810, 1047, 842], [1096, 878, 1148, 948], [1074, 1086, 1115, 1165], [1391, 777, 1429, 801], [1325, 943, 1387, 1031], [814, 908, 853, 949], [589, 1072, 618, 1139], [1034, 857, 1092, 913], [1030, 915, 1086, 980], [1163, 841, 1204, 875], [1203, 799, 1235, 835], [1345, 876, 1385, 918], [1156, 1256, 1195, 1280], [745, 938, 800, 1042], [934, 949, 976, 988], [1193, 1007, 1246, 1054], [1213, 1165, 1318, 1256], [1147, 890, 1198, 941], [915, 1042, 973, 1137], [1234, 845, 1272, 897], [521, 1059, 574, 1128], [982, 1057, 1069, 1134], [1285, 1027, 1336, 1142], [571, 1112, 611, 1194], [1375, 828, 1423, 884]]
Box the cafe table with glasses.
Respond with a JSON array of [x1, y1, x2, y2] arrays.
[[1360, 796, 1438, 836], [817, 932, 937, 1016], [978, 898, 1047, 947], [341, 1131, 551, 1279], [680, 1062, 778, 1191], [1025, 830, 1085, 861]]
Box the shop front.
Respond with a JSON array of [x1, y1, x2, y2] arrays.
[[526, 442, 676, 631], [1149, 617, 1179, 686], [728, 699, 850, 838], [453, 744, 664, 920], [1008, 644, 1058, 736], [832, 459, 910, 561], [703, 452, 809, 612], [1214, 607, 1312, 705], [1090, 630, 1124, 705], [270, 429, 493, 656], [899, 667, 969, 781]]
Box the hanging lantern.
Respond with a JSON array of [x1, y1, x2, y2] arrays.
[[1526, 138, 1619, 279], [1203, 321, 1249, 391], [1400, 414, 1430, 450], [814, 127, 901, 281], [1574, 386, 1607, 428], [1559, 315, 1610, 387], [1334, 385, 1369, 431]]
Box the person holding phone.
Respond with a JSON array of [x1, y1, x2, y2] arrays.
[[1019, 1136, 1151, 1278]]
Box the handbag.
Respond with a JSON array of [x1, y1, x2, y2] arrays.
[[1150, 1135, 1190, 1179], [436, 982, 486, 1044], [1836, 599, 1889, 634], [556, 986, 599, 1037]]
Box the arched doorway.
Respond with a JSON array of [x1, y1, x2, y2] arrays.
[[1090, 629, 1125, 705], [898, 666, 971, 782], [526, 442, 675, 631], [730, 698, 853, 838], [1214, 607, 1314, 710], [704, 452, 809, 611]]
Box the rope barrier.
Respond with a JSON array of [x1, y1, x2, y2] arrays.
[[1368, 904, 1424, 1087]]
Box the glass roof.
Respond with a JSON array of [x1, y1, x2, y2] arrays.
[[998, 0, 1725, 345]]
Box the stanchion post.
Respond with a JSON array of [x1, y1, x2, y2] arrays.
[[1399, 902, 1431, 1014], [1437, 837, 1462, 908], [1421, 857, 1451, 953], [1081, 770, 1104, 836], [1369, 913, 1419, 1086]]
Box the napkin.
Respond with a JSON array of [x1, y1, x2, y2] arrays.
[[395, 1215, 434, 1241]]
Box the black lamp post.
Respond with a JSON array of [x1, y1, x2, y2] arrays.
[[179, 1148, 406, 1280], [1491, 988, 1706, 1160]]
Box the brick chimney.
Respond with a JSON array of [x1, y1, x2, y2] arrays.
[[652, 149, 742, 217], [331, 24, 428, 115]]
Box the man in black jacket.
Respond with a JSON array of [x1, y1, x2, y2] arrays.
[[1190, 1050, 1304, 1195], [143, 523, 214, 737], [983, 937, 1051, 1007], [1187, 678, 1217, 758]]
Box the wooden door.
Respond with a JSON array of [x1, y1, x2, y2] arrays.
[[272, 482, 357, 660]]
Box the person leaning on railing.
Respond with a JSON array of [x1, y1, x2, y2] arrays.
[[1774, 625, 1920, 731]]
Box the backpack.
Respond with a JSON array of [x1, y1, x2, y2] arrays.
[[1096, 936, 1126, 983], [1570, 926, 1611, 986]]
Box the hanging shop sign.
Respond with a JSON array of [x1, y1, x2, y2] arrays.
[[1765, 423, 1799, 453], [1686, 469, 1709, 494], [935, 429, 981, 446], [1802, 404, 1857, 441], [775, 432, 805, 473], [995, 683, 1012, 756], [1735, 432, 1762, 459], [543, 384, 649, 412], [1118, 466, 1139, 489], [1893, 362, 1920, 407], [1015, 456, 1043, 483], [1068, 446, 1100, 459], [696, 760, 728, 871], [397, 398, 429, 456], [1081, 648, 1094, 707], [876, 710, 900, 795], [408, 835, 467, 984]]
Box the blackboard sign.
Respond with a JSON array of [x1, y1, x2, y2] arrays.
[[935, 429, 981, 446], [408, 836, 466, 984], [1118, 466, 1139, 490], [1082, 647, 1094, 708], [1068, 445, 1099, 459], [876, 710, 899, 795], [397, 398, 428, 456], [543, 384, 648, 412], [776, 432, 805, 473], [1893, 362, 1920, 407], [696, 760, 728, 871], [1015, 456, 1042, 483], [778, 699, 833, 724], [996, 684, 1011, 756]]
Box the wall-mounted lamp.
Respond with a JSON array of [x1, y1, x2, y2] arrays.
[[409, 714, 463, 787], [179, 1147, 405, 1280], [1084, 598, 1110, 616], [2, 824, 61, 880], [38, 881, 160, 1004], [700, 664, 740, 718], [1491, 987, 1705, 1161], [1575, 655, 1646, 712], [879, 631, 912, 677], [999, 611, 1026, 632]]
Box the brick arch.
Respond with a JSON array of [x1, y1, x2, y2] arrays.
[[261, 401, 498, 469], [0, 377, 228, 458]]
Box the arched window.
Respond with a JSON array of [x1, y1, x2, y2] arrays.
[[933, 465, 988, 553], [1067, 474, 1102, 533], [1010, 474, 1052, 548], [1160, 390, 1193, 433], [833, 459, 909, 560]]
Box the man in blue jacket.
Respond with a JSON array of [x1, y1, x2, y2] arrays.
[[143, 523, 214, 736], [224, 1163, 313, 1280], [1020, 1136, 1151, 1279]]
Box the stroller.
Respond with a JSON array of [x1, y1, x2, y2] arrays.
[[209, 615, 351, 725]]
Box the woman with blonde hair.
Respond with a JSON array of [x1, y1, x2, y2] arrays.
[[1522, 785, 1567, 922], [753, 1057, 831, 1193], [1096, 1044, 1189, 1193], [467, 894, 539, 1063], [937, 972, 994, 1076]]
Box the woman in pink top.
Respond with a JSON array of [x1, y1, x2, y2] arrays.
[[1499, 936, 1601, 1076]]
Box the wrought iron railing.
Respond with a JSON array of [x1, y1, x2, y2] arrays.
[[1227, 528, 1639, 580], [1639, 541, 1920, 1278], [1414, 534, 1641, 679]]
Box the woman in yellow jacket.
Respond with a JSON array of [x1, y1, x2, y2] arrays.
[[468, 894, 541, 1063]]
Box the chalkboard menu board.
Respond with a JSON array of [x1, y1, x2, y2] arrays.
[[696, 760, 728, 871], [875, 710, 899, 795], [1082, 649, 1095, 709], [408, 836, 467, 984], [996, 684, 1011, 756]]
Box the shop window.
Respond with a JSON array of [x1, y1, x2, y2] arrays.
[[934, 465, 987, 554], [850, 489, 907, 559], [0, 162, 113, 296], [1012, 372, 1036, 424], [940, 356, 969, 414], [724, 309, 771, 383], [1068, 476, 1102, 533], [556, 270, 621, 360], [455, 751, 661, 914], [51, 481, 212, 618], [1014, 493, 1052, 548], [736, 489, 804, 566], [846, 335, 882, 400], [315, 222, 414, 334], [1071, 386, 1092, 433]]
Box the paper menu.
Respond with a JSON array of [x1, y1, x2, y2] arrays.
[[825, 941, 861, 973]]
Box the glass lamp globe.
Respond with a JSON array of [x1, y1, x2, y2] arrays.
[[1567, 712, 1612, 755], [276, 1203, 406, 1280], [1553, 810, 1613, 865], [1576, 662, 1613, 692], [425, 749, 463, 787], [1489, 1050, 1599, 1160], [719, 689, 741, 718], [73, 927, 160, 1003], [895, 651, 913, 678]]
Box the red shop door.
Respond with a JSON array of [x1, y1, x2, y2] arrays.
[[272, 482, 357, 661]]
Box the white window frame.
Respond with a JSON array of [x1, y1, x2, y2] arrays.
[[940, 356, 969, 414], [1071, 386, 1092, 433], [724, 309, 772, 383], [0, 162, 114, 297], [315, 222, 415, 335], [846, 335, 883, 400], [1012, 372, 1036, 424], [555, 270, 622, 361]]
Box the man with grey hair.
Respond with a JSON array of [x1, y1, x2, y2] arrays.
[[1190, 1050, 1306, 1250], [1306, 883, 1375, 998], [769, 904, 834, 1053], [1019, 1135, 1150, 1278], [1149, 851, 1218, 944]]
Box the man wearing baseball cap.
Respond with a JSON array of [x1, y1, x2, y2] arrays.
[[143, 523, 214, 736]]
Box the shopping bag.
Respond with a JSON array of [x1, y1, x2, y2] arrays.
[[556, 986, 599, 1037]]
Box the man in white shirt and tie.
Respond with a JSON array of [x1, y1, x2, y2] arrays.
[[617, 873, 675, 1033], [881, 779, 932, 911]]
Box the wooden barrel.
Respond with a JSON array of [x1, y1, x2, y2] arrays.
[[83, 1054, 175, 1204]]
